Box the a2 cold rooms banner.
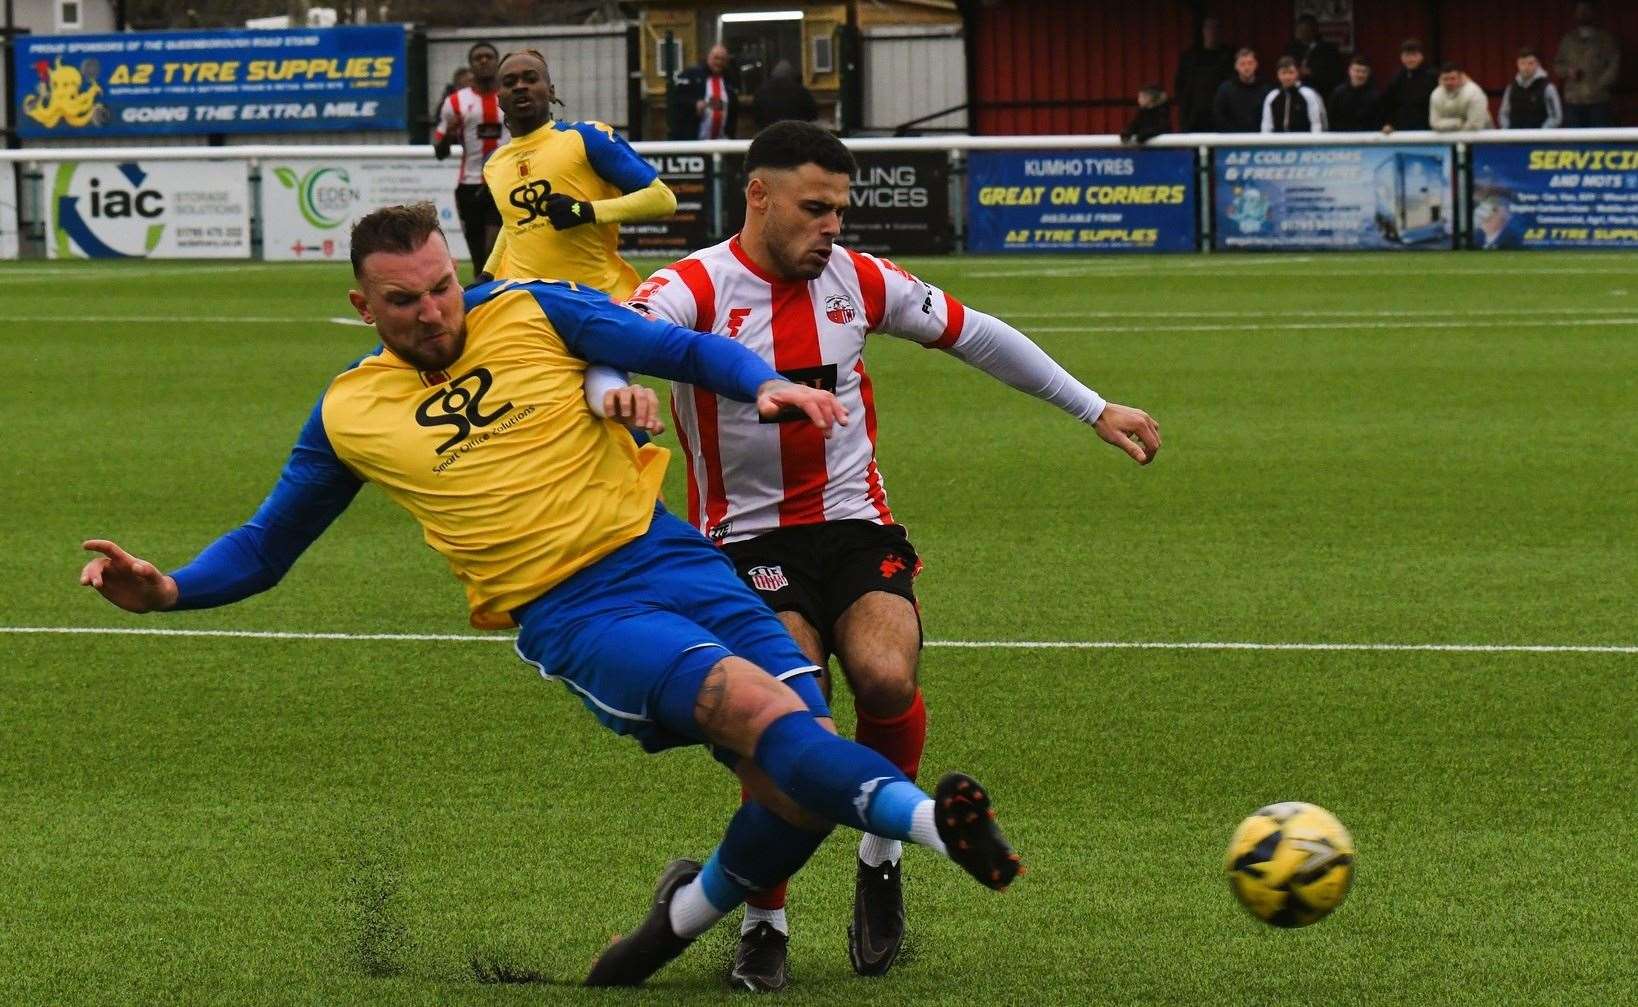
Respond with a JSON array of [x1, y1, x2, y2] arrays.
[[1470, 144, 1638, 249], [14, 25, 406, 139], [1213, 145, 1454, 251], [967, 149, 1197, 252], [45, 160, 250, 258]]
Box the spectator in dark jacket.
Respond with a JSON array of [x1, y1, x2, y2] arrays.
[[669, 44, 740, 140], [1174, 16, 1235, 132], [1286, 14, 1344, 98], [1501, 47, 1563, 129], [751, 59, 819, 129], [1328, 54, 1384, 131], [1262, 56, 1325, 132], [1381, 39, 1439, 132], [1213, 48, 1273, 133], [1121, 84, 1173, 143]]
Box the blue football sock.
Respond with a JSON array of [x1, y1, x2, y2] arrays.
[[695, 800, 832, 914], [752, 710, 932, 837]]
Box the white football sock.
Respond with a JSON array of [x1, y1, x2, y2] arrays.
[[742, 906, 788, 935], [858, 833, 903, 867], [909, 799, 946, 856], [667, 877, 726, 939]]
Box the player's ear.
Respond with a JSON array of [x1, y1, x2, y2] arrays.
[[746, 174, 769, 211], [348, 288, 373, 324]]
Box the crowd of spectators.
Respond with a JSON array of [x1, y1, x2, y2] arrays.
[[1133, 2, 1622, 142]]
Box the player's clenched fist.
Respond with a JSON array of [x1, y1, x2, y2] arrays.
[[79, 539, 178, 613], [602, 384, 666, 435]]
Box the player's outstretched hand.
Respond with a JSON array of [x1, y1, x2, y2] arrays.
[[1093, 402, 1161, 465], [79, 539, 178, 613], [755, 380, 849, 438], [603, 385, 666, 435]]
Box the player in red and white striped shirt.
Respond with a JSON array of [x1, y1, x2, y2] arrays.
[[432, 41, 511, 277], [627, 122, 1160, 991]]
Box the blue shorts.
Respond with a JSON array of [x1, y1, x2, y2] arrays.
[[513, 508, 829, 753]]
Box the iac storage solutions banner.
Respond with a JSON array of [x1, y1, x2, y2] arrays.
[[261, 160, 463, 261], [1469, 144, 1638, 249], [1214, 145, 1454, 251], [14, 25, 405, 139], [967, 149, 1196, 252], [45, 161, 250, 258]]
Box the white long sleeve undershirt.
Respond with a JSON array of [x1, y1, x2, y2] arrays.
[[941, 307, 1107, 425]]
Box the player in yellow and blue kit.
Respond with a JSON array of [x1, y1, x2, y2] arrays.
[[78, 203, 1020, 988], [479, 49, 676, 298]]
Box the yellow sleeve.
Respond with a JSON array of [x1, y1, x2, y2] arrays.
[[589, 178, 678, 225], [483, 227, 509, 277]]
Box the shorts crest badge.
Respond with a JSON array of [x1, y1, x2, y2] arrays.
[[747, 565, 789, 592]]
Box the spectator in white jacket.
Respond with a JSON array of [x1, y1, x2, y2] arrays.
[[1262, 56, 1326, 133], [1500, 48, 1563, 129], [1430, 62, 1493, 132]]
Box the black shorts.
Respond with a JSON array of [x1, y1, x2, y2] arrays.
[[721, 520, 922, 655], [453, 183, 502, 233]]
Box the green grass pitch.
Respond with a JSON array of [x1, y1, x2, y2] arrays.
[[2, 252, 1635, 1004]]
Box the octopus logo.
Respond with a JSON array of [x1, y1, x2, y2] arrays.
[[24, 57, 108, 130]]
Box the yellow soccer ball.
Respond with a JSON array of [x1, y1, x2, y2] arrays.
[[1225, 802, 1355, 927]]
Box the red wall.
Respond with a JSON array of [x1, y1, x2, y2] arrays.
[[972, 1, 1638, 134]]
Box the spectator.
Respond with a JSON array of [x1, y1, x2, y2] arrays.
[[1328, 54, 1384, 131], [1263, 56, 1325, 132], [670, 43, 740, 140], [1286, 14, 1344, 98], [1175, 16, 1235, 132], [1121, 84, 1173, 143], [1430, 62, 1494, 132], [1501, 47, 1564, 129], [751, 59, 819, 130], [1381, 38, 1439, 132], [1554, 1, 1621, 127], [1213, 48, 1273, 133]]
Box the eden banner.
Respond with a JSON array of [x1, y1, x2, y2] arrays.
[[1213, 145, 1454, 251], [45, 160, 251, 259], [1469, 144, 1638, 249], [261, 159, 463, 261], [14, 25, 406, 139], [966, 149, 1197, 253]]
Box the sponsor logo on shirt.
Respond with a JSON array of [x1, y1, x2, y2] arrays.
[[416, 367, 519, 462]]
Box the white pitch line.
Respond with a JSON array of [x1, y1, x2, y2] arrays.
[[1006, 306, 1638, 320], [3, 626, 1632, 654], [0, 315, 331, 324], [1028, 316, 1638, 334]]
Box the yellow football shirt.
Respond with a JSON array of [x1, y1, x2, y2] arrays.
[[483, 120, 658, 299]]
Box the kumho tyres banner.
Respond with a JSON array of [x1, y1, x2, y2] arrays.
[[261, 160, 463, 261], [14, 25, 405, 139], [1214, 145, 1454, 251], [46, 160, 250, 259], [1469, 144, 1638, 250], [966, 149, 1197, 253]]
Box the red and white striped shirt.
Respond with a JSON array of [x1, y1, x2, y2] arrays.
[[629, 236, 971, 545], [434, 86, 511, 185]]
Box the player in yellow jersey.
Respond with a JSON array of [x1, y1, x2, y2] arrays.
[[479, 49, 676, 299], [78, 203, 1022, 989]]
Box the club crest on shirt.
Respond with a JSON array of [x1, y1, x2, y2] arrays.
[[518, 159, 530, 178], [824, 294, 857, 325], [747, 565, 788, 592]]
